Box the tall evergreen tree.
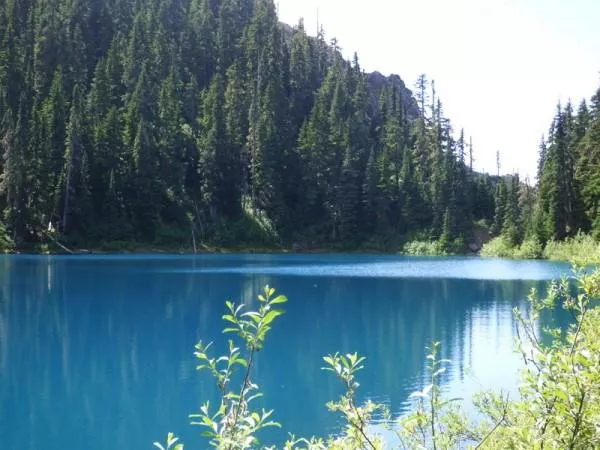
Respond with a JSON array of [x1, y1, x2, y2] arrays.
[[59, 84, 92, 235]]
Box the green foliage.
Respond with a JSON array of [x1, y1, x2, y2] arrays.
[[481, 233, 600, 264], [154, 432, 184, 450], [0, 0, 496, 251], [481, 88, 600, 252], [481, 236, 545, 259], [398, 341, 476, 449], [156, 267, 600, 449], [207, 207, 280, 249], [189, 286, 287, 449], [0, 221, 14, 251], [535, 95, 600, 244], [502, 267, 600, 449], [322, 353, 384, 450], [543, 233, 600, 264], [401, 240, 447, 256], [484, 232, 600, 263], [3, 0, 598, 253], [513, 238, 544, 259]]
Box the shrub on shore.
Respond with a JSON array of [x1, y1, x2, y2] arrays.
[[481, 233, 600, 263], [543, 233, 600, 264], [402, 240, 447, 256]]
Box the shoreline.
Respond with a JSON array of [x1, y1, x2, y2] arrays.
[[4, 241, 462, 256], [0, 245, 568, 262], [4, 239, 597, 264]]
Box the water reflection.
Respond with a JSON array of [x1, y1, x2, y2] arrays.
[[0, 255, 568, 449]]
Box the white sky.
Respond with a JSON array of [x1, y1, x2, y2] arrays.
[[276, 0, 600, 181]]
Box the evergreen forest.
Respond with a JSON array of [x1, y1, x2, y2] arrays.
[[1, 0, 599, 252]]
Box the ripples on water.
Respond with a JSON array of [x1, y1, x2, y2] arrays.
[[0, 254, 571, 448]]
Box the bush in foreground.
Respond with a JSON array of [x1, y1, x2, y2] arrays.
[[155, 268, 600, 449]]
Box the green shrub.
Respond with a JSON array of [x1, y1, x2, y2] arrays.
[[481, 236, 543, 260], [480, 236, 516, 258], [0, 222, 14, 252], [402, 240, 446, 256], [513, 238, 543, 259], [543, 233, 600, 264]]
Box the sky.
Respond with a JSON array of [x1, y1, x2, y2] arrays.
[[276, 0, 600, 181]]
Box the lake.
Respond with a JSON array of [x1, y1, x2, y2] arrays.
[[0, 254, 572, 449]]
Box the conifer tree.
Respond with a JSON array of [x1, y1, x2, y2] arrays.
[[491, 180, 507, 237], [576, 88, 600, 236], [1, 99, 27, 242], [59, 84, 92, 235], [502, 174, 522, 246]]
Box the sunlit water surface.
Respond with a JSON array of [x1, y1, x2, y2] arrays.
[[0, 254, 571, 448]]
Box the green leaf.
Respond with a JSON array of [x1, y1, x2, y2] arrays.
[[222, 314, 237, 324], [340, 355, 351, 369], [269, 295, 288, 305], [323, 356, 335, 366], [242, 311, 261, 319], [262, 309, 284, 326]]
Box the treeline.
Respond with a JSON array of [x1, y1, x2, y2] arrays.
[[488, 88, 600, 251], [0, 0, 498, 250]]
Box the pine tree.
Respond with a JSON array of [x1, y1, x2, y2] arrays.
[[576, 88, 600, 237], [378, 92, 403, 230], [197, 71, 225, 220], [537, 135, 546, 183], [188, 0, 216, 86], [37, 67, 68, 223], [215, 0, 245, 70], [288, 19, 316, 134], [491, 180, 507, 237], [297, 64, 337, 227], [0, 98, 27, 242], [222, 61, 245, 218], [132, 118, 159, 239], [244, 0, 288, 226], [400, 145, 424, 231], [502, 174, 522, 246], [59, 84, 92, 235], [361, 147, 379, 235], [537, 104, 572, 240], [157, 67, 186, 209], [337, 146, 360, 241], [453, 129, 471, 236]]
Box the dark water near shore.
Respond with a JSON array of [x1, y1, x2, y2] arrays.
[[0, 254, 571, 448]]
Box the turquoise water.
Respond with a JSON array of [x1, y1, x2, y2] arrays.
[[0, 254, 571, 448]]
